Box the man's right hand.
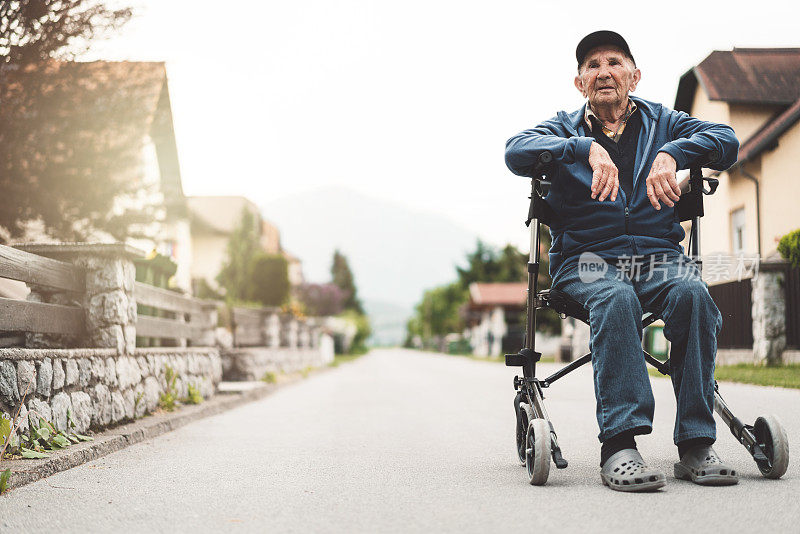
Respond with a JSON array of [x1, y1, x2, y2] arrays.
[[588, 141, 619, 202]]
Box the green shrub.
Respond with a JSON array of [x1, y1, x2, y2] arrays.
[[261, 371, 277, 384], [340, 309, 372, 354], [159, 364, 178, 411], [778, 229, 800, 268], [247, 253, 290, 306], [185, 384, 203, 405]]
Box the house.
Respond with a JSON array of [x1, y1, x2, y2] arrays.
[[3, 61, 194, 292], [675, 48, 800, 363], [463, 282, 527, 357], [187, 196, 303, 293], [675, 48, 800, 262]]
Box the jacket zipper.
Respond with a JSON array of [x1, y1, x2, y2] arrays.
[[624, 206, 630, 234]]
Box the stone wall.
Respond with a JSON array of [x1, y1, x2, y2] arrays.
[[0, 347, 222, 440], [17, 243, 142, 354], [221, 335, 335, 381], [751, 269, 787, 364]]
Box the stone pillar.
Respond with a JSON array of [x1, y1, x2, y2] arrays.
[[193, 303, 218, 347], [289, 318, 299, 349], [752, 265, 787, 364], [306, 319, 319, 348], [16, 243, 144, 355], [280, 314, 299, 348], [298, 321, 311, 348], [265, 312, 281, 348]]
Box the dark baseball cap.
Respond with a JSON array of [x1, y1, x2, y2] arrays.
[[576, 30, 634, 67]]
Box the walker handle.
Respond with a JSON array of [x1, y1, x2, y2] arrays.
[[693, 150, 720, 169], [533, 151, 553, 174]]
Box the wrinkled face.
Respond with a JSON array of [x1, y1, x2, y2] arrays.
[[574, 45, 641, 108]]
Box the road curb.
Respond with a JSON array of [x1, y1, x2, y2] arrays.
[[2, 373, 310, 493]]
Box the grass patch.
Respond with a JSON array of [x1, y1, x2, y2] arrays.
[[649, 363, 800, 389], [261, 371, 278, 384], [185, 384, 203, 405], [715, 364, 800, 389], [158, 364, 179, 412], [329, 351, 369, 367]]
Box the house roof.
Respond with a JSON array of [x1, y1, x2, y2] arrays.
[[675, 48, 800, 112], [468, 282, 527, 308], [736, 97, 800, 164]]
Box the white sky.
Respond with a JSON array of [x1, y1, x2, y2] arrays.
[[86, 0, 800, 252]]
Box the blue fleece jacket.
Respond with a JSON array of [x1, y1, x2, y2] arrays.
[[504, 95, 739, 282]]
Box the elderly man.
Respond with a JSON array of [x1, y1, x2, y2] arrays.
[[505, 31, 740, 492]]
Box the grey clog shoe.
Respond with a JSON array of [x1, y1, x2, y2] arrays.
[[601, 449, 667, 492], [674, 446, 739, 485]]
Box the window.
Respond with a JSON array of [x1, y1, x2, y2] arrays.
[[731, 208, 746, 254]]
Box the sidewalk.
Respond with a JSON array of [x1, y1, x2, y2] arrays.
[[1, 375, 310, 493]]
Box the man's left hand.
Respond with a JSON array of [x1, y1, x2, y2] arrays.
[[645, 152, 680, 210]]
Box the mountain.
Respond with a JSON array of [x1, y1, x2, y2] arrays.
[[261, 186, 478, 344]]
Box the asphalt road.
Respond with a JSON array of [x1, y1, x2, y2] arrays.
[[2, 348, 798, 533]]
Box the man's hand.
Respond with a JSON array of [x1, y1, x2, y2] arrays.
[[645, 152, 680, 210], [588, 142, 618, 202]]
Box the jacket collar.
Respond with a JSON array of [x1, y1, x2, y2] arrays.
[[558, 95, 662, 136]]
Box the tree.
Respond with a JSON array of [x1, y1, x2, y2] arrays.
[[247, 253, 290, 306], [456, 240, 502, 288], [216, 208, 261, 301], [1, 2, 131, 66], [294, 283, 346, 316], [0, 2, 170, 242], [405, 282, 467, 348], [408, 236, 560, 346], [457, 237, 553, 291], [418, 283, 468, 338], [341, 309, 372, 355], [330, 250, 363, 314]]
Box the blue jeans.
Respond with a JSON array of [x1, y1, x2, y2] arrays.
[[552, 251, 722, 445]]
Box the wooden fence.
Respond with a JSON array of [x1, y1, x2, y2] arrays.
[[0, 243, 217, 349], [134, 282, 217, 347], [229, 306, 309, 348], [0, 245, 85, 344], [0, 243, 318, 351], [231, 307, 272, 347]]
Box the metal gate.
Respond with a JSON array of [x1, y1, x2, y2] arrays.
[[708, 279, 753, 349]]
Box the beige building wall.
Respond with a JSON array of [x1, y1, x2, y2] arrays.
[[760, 120, 800, 257], [261, 220, 281, 254], [690, 88, 729, 125], [191, 234, 229, 290], [686, 91, 787, 262], [726, 164, 760, 255], [688, 90, 731, 258], [287, 258, 304, 286]]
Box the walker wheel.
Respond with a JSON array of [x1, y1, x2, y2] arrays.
[[516, 403, 534, 466], [754, 415, 789, 479], [525, 418, 551, 485]]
